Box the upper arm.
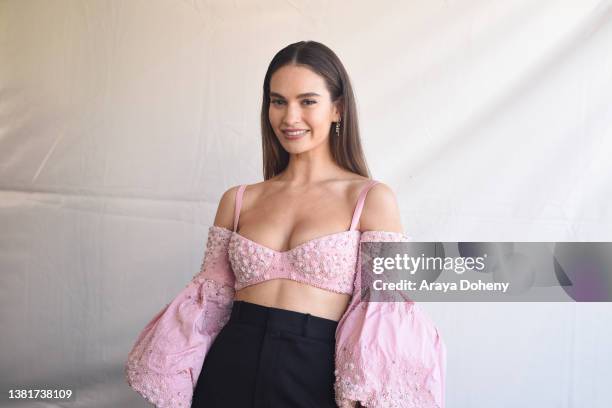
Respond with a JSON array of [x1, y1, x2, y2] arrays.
[[213, 185, 240, 230], [358, 182, 403, 233]]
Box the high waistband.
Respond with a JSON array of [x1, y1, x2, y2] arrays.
[[229, 301, 338, 343]]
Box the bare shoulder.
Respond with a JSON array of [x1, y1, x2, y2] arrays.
[[359, 181, 403, 233], [213, 185, 242, 230]]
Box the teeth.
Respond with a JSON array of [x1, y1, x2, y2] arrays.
[[285, 130, 308, 136]]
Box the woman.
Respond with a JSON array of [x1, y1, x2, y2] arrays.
[[126, 41, 446, 408]]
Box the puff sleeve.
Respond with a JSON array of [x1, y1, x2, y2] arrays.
[[334, 231, 447, 408], [125, 226, 235, 408]]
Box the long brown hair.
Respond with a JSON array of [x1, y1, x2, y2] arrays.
[[261, 41, 371, 180]]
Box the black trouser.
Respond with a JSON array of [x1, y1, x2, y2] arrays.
[[192, 300, 339, 408]]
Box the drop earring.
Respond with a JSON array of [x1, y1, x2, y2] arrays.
[[335, 118, 341, 137]]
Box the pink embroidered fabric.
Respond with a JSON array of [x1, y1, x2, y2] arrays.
[[227, 182, 370, 295], [125, 180, 446, 408], [334, 230, 447, 408], [125, 226, 235, 407]]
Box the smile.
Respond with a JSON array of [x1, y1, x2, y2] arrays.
[[283, 130, 309, 139]]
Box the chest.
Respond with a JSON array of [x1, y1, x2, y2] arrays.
[[236, 189, 355, 253]]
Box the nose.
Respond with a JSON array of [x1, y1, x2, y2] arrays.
[[282, 101, 302, 125]]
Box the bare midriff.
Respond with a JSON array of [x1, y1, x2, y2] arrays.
[[234, 279, 352, 322]]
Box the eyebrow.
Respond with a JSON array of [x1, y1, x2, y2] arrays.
[[269, 92, 321, 99]]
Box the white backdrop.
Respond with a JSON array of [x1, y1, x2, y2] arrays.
[[1, 1, 611, 407]]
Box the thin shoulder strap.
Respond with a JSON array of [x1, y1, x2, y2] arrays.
[[349, 179, 380, 231], [233, 184, 247, 232]]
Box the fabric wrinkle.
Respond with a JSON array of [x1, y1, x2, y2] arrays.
[[125, 179, 447, 408]]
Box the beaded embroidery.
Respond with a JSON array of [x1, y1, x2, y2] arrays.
[[126, 208, 445, 408], [228, 229, 361, 294], [333, 304, 441, 408], [125, 226, 235, 408], [334, 353, 440, 408], [333, 230, 444, 408]]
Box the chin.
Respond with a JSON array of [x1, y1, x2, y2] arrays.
[[280, 143, 312, 154]]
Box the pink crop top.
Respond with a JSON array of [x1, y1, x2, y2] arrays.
[[228, 179, 379, 295], [125, 179, 447, 408]]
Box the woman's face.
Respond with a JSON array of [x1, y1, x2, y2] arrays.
[[268, 64, 340, 154]]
